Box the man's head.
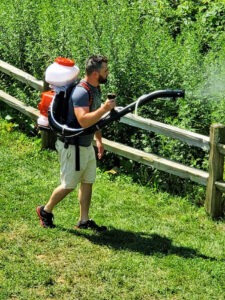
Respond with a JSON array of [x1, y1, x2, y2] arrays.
[[85, 55, 109, 84]]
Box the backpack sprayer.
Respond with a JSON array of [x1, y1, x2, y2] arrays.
[[48, 89, 185, 138], [38, 57, 185, 138], [37, 57, 80, 129]]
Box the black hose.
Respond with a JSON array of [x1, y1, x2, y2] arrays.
[[80, 89, 185, 136], [49, 89, 185, 137]]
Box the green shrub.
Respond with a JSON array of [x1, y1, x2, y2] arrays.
[[0, 0, 225, 193]]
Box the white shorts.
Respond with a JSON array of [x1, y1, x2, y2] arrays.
[[55, 140, 96, 189]]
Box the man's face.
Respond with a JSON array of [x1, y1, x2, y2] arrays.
[[97, 62, 109, 84]]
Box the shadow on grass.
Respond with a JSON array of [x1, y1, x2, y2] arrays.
[[58, 226, 217, 260]]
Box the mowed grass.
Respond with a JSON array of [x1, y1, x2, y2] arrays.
[[0, 118, 225, 300]]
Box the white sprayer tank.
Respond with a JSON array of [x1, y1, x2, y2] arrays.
[[45, 57, 80, 86]]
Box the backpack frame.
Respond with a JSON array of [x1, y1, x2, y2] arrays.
[[48, 80, 94, 138]]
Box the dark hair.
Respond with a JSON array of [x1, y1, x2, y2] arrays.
[[85, 55, 108, 75]]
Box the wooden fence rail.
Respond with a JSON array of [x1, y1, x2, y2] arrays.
[[0, 59, 224, 218]]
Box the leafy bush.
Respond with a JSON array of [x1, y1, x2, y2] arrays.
[[0, 0, 225, 193]]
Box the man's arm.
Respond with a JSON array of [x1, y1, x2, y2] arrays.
[[74, 98, 116, 128]]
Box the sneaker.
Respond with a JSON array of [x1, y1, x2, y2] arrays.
[[36, 206, 56, 228], [75, 219, 107, 232]]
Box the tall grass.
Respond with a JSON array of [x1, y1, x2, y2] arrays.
[[0, 0, 225, 193]]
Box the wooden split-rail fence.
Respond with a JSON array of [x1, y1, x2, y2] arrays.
[[0, 59, 224, 218]]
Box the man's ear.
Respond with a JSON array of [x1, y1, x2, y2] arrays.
[[92, 70, 99, 79]]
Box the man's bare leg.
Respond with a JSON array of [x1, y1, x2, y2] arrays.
[[78, 183, 92, 222], [44, 185, 74, 213]]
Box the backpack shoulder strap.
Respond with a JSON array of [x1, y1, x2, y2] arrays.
[[77, 80, 99, 107]]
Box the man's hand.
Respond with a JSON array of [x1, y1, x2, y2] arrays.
[[95, 130, 104, 159], [102, 98, 116, 112], [96, 139, 104, 159]]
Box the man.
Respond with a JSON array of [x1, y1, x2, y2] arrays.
[[36, 55, 116, 231]]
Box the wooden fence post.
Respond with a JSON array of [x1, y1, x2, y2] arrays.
[[205, 124, 225, 218], [41, 130, 56, 150]]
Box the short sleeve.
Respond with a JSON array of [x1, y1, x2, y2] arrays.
[[71, 86, 89, 107]]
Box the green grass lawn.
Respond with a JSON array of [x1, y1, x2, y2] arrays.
[[0, 118, 225, 300]]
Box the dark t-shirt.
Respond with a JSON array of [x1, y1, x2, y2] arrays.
[[67, 82, 102, 146]]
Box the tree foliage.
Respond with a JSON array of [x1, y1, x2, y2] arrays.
[[0, 0, 225, 189]]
